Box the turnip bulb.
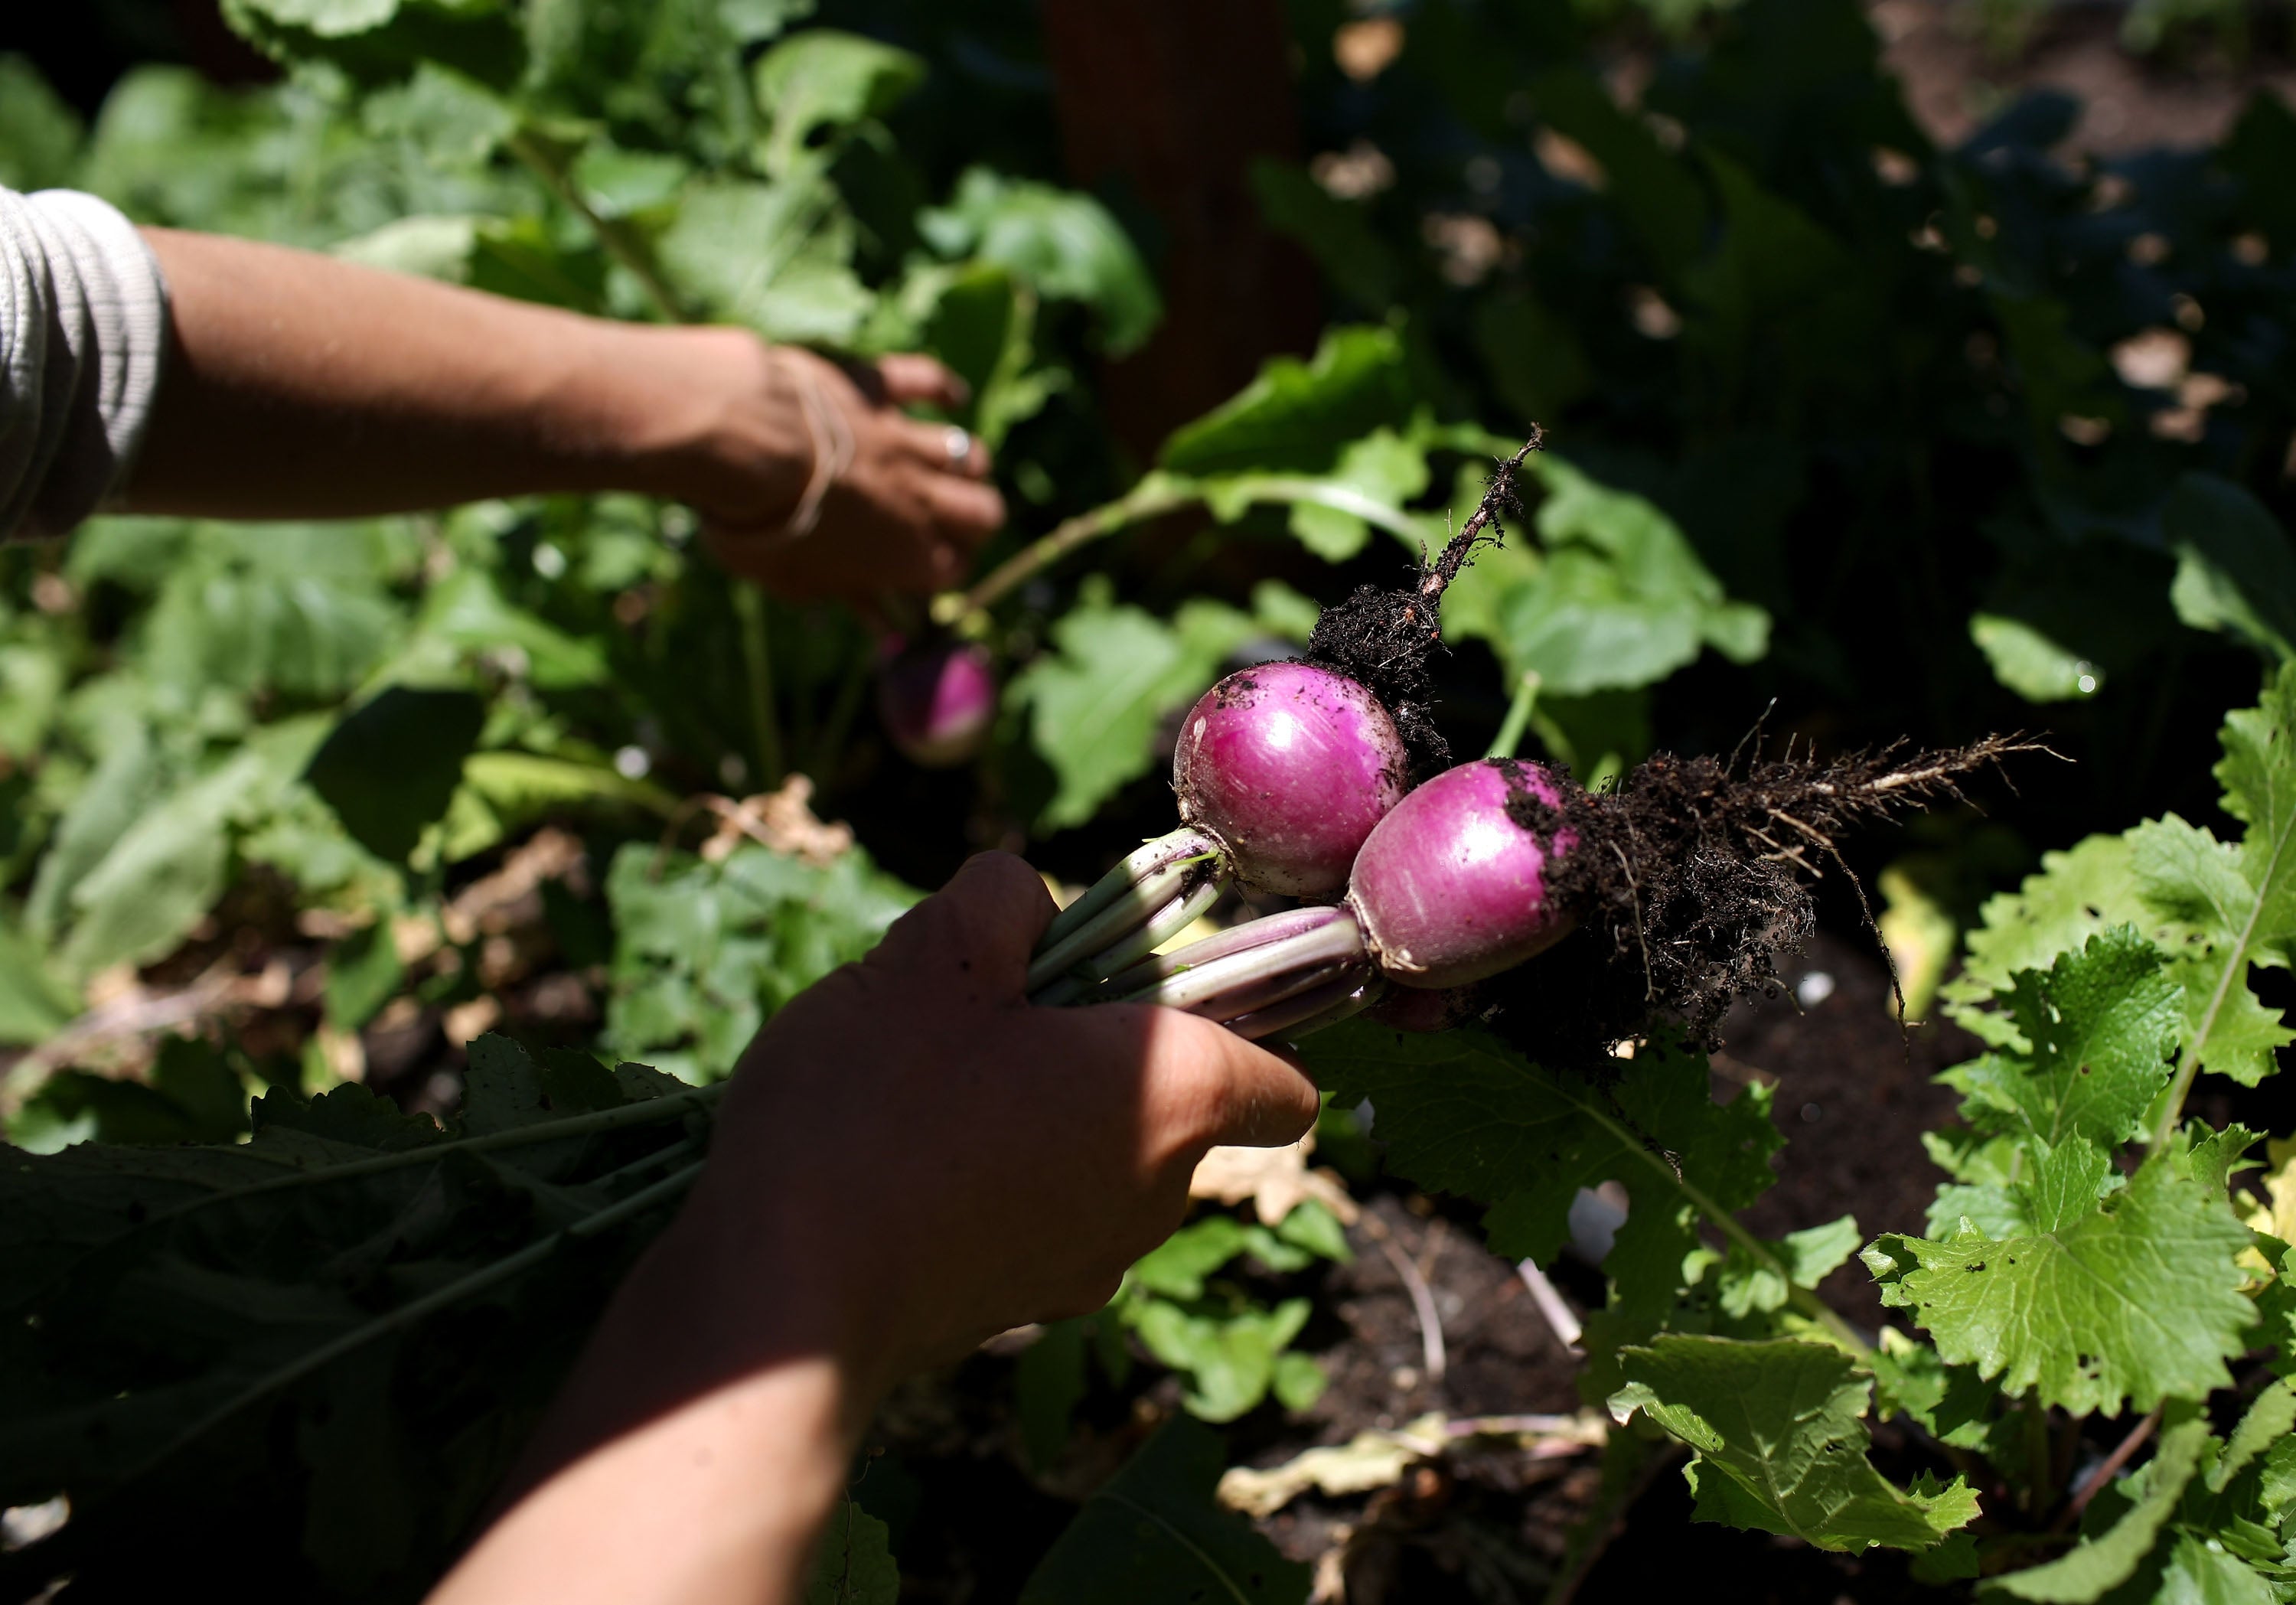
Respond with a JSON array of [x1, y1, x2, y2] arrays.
[[1070, 757, 1577, 1031], [1172, 663, 1409, 898], [1347, 758, 1578, 989], [877, 638, 996, 768], [1025, 661, 1411, 997]]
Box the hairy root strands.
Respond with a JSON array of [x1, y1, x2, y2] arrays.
[[1483, 735, 2053, 1065]]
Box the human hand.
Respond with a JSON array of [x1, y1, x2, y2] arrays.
[[685, 341, 1006, 604], [676, 850, 1323, 1388], [440, 853, 1318, 1605]]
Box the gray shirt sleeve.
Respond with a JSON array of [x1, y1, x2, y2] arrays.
[[0, 188, 170, 542]]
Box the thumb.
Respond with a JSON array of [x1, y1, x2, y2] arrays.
[[1146, 1008, 1323, 1152]]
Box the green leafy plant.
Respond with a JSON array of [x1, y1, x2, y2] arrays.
[[1023, 1201, 1352, 1438], [7, 0, 2296, 1597], [1297, 666, 2296, 1594], [0, 1033, 717, 1599]]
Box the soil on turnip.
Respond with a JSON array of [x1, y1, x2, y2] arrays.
[[1482, 737, 2040, 1068], [1305, 581, 1456, 785]]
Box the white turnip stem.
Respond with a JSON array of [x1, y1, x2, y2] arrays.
[[1097, 905, 1348, 997], [1035, 827, 1220, 954], [1026, 837, 1225, 994], [1230, 973, 1379, 1040], [1118, 913, 1368, 1016]]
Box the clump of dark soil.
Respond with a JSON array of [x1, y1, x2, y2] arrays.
[[1304, 584, 1455, 783], [1486, 736, 2044, 1065], [1303, 433, 1541, 784]]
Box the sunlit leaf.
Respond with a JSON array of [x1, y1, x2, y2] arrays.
[[921, 168, 1161, 356], [2167, 474, 2296, 662], [1161, 325, 1411, 478], [752, 28, 923, 179], [1610, 1336, 1978, 1552], [1009, 586, 1254, 831], [1868, 1149, 2252, 1416]]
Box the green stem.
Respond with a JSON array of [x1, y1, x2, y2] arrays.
[[2148, 788, 2296, 1148], [936, 474, 1201, 626], [1580, 1096, 1872, 1359], [1487, 670, 1543, 759], [507, 129, 688, 324], [2022, 1395, 2055, 1516], [1223, 474, 1435, 547], [934, 467, 1453, 627], [1692, 1173, 1874, 1357], [734, 581, 785, 789]]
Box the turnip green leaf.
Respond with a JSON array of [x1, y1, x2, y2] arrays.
[[1868, 1151, 2252, 1416], [1984, 1416, 2210, 1601], [1009, 586, 1256, 831], [1609, 1335, 1979, 1552], [1939, 928, 2181, 1148]]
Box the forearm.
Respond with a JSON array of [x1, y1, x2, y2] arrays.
[[435, 1365, 853, 1605], [123, 228, 799, 522], [432, 1199, 877, 1605]]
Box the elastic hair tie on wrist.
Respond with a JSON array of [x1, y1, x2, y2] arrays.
[[771, 351, 856, 547]]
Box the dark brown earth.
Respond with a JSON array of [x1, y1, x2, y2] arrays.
[[1728, 933, 1978, 1329]]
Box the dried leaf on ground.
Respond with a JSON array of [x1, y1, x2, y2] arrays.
[[440, 825, 588, 944], [698, 775, 854, 866], [1190, 1132, 1360, 1226], [1217, 1411, 1607, 1517]]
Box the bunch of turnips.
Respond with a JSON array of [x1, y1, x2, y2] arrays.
[[1020, 436, 2037, 1055]]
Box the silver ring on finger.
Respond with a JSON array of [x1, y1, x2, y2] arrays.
[[942, 425, 974, 468]]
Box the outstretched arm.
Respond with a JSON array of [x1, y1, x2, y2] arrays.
[[427, 853, 1322, 1605], [115, 223, 1003, 599]]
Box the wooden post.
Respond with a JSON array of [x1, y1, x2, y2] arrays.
[[1040, 0, 1325, 462]]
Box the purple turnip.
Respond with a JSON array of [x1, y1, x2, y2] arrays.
[[878, 638, 996, 768], [1027, 664, 1411, 998], [1345, 758, 1577, 989], [1172, 663, 1409, 899], [1073, 757, 1570, 1033]]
